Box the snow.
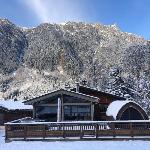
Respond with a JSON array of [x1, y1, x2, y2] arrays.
[[1, 128, 150, 150], [106, 100, 132, 119], [0, 100, 32, 110], [60, 22, 66, 25], [6, 120, 150, 125], [20, 82, 32, 91]]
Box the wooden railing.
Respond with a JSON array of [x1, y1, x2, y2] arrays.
[[5, 120, 150, 141]]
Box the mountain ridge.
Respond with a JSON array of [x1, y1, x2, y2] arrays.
[[0, 19, 150, 113]]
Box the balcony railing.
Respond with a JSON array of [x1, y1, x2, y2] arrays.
[[5, 118, 150, 142]]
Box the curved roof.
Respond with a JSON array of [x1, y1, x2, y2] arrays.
[[106, 100, 135, 119]]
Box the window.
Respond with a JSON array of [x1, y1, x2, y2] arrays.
[[36, 106, 57, 122], [120, 107, 144, 120], [64, 105, 91, 121]]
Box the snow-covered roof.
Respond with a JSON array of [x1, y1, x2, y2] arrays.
[[106, 100, 132, 119], [24, 88, 99, 105], [0, 100, 33, 110]]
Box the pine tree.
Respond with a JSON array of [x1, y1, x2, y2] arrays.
[[106, 67, 134, 100]]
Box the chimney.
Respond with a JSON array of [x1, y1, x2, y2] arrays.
[[82, 80, 87, 86], [75, 82, 80, 92]]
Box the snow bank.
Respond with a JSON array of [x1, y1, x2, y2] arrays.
[[0, 100, 32, 110]]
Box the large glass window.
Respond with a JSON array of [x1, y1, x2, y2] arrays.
[[120, 107, 144, 120], [36, 106, 57, 122], [64, 105, 91, 121]]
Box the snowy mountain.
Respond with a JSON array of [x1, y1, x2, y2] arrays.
[[0, 19, 150, 113]]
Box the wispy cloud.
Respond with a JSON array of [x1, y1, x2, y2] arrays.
[[23, 0, 50, 22], [20, 0, 84, 23]]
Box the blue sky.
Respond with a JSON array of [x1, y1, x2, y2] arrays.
[[0, 0, 150, 39]]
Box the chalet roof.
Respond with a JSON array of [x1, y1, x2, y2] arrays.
[[0, 99, 33, 111], [24, 89, 99, 105], [106, 100, 148, 120], [71, 85, 126, 100], [106, 100, 130, 119], [106, 100, 149, 120]]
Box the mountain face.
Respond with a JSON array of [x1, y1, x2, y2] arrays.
[[0, 19, 150, 113], [0, 19, 27, 74]]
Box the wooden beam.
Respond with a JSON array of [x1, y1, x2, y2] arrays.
[[61, 94, 64, 121], [57, 97, 61, 122], [38, 103, 91, 106], [33, 104, 36, 119], [24, 89, 98, 105], [91, 103, 94, 121]]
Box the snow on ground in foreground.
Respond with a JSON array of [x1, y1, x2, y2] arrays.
[[1, 129, 150, 150]]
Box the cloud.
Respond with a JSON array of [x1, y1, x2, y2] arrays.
[[23, 0, 50, 22], [21, 0, 84, 23]]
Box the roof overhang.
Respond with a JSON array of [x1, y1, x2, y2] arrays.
[[71, 85, 126, 100], [24, 89, 99, 105]]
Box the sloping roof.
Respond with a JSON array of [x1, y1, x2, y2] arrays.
[[24, 89, 99, 105], [71, 85, 126, 100], [0, 100, 33, 110], [106, 100, 132, 119]]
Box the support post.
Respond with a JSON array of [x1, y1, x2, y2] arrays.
[[33, 104, 36, 119], [91, 103, 94, 121], [57, 97, 61, 122], [61, 94, 64, 121]]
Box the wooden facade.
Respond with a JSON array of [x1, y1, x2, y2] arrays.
[[25, 89, 98, 122], [71, 85, 126, 121], [0, 108, 32, 125]]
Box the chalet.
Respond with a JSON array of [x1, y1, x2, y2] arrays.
[[24, 84, 148, 122], [5, 84, 150, 141], [0, 100, 32, 125]]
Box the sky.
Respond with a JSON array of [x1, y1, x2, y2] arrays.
[[0, 0, 150, 39]]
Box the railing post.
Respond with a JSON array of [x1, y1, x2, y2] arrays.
[[5, 124, 8, 142], [80, 124, 83, 139], [112, 122, 115, 137], [24, 125, 27, 140], [95, 124, 98, 139], [63, 123, 65, 138], [43, 124, 46, 139], [130, 122, 133, 137]]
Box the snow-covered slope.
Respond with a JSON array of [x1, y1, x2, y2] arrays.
[[0, 19, 150, 113]]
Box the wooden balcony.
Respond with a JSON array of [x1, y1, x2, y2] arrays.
[[5, 118, 150, 142]]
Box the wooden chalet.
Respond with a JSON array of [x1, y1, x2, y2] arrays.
[[23, 84, 148, 122], [4, 84, 150, 141]]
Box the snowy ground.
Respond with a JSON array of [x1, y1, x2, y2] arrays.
[[1, 127, 150, 150]]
